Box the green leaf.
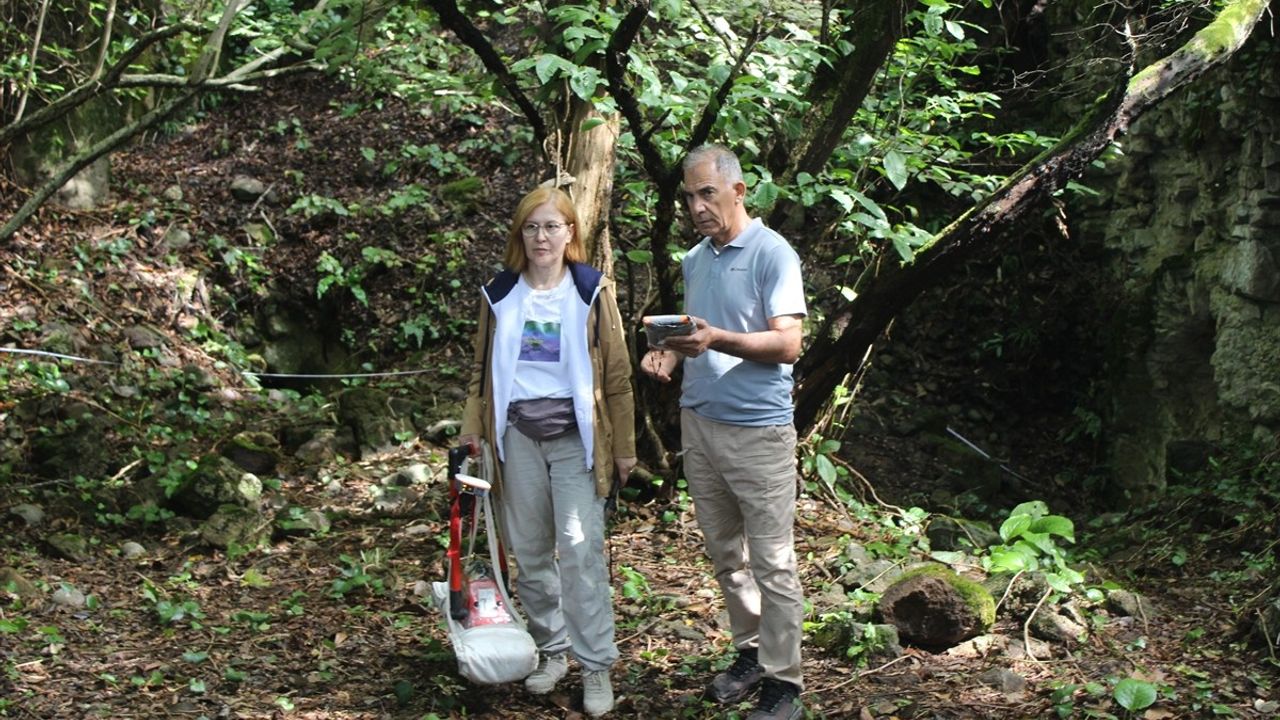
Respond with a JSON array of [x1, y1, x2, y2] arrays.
[[883, 150, 908, 190], [816, 454, 837, 484], [999, 514, 1032, 542], [987, 548, 1027, 573], [569, 66, 601, 100], [1029, 515, 1075, 542], [580, 117, 606, 133], [625, 249, 653, 264], [751, 180, 780, 209], [182, 651, 209, 663], [1009, 500, 1049, 519], [1043, 572, 1073, 594], [533, 54, 574, 84], [891, 236, 915, 263], [1113, 678, 1157, 711]]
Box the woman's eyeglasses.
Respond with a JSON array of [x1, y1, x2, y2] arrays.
[[521, 221, 571, 238]]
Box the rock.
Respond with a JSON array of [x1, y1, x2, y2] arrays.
[[45, 532, 91, 562], [0, 567, 42, 600], [181, 363, 219, 391], [221, 431, 281, 475], [242, 222, 273, 244], [1106, 589, 1155, 619], [52, 157, 110, 210], [876, 564, 996, 647], [839, 558, 901, 594], [293, 427, 357, 465], [10, 503, 45, 526], [162, 225, 192, 251], [171, 455, 264, 518], [811, 619, 903, 662], [199, 504, 273, 549], [51, 584, 86, 608], [123, 325, 166, 349], [338, 387, 417, 456], [162, 184, 184, 202], [1030, 606, 1088, 647], [1221, 239, 1280, 302], [276, 507, 331, 536], [927, 516, 1000, 551], [978, 667, 1026, 693], [120, 541, 146, 560], [391, 463, 433, 486], [230, 175, 267, 202]]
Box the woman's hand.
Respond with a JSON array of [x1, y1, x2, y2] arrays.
[[458, 434, 481, 456], [614, 456, 637, 485]]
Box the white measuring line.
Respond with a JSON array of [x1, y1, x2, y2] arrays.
[[1, 346, 435, 380]]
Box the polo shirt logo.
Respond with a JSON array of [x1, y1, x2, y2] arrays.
[[730, 267, 749, 271]]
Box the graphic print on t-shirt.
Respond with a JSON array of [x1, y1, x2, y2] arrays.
[[519, 320, 561, 362]]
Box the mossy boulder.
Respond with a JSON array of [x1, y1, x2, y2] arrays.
[[221, 431, 281, 475], [876, 563, 996, 647], [199, 504, 274, 550], [170, 456, 264, 518]]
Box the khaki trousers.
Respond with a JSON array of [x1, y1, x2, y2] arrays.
[[681, 408, 804, 688]]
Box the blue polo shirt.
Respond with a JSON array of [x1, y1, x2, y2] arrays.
[[680, 218, 806, 426]]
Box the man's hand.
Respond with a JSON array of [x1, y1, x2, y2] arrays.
[[640, 349, 681, 383], [661, 316, 716, 358]]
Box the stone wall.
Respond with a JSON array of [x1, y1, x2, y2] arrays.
[[1071, 37, 1280, 500]]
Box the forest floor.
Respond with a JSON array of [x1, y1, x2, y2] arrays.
[[2, 76, 1278, 719]]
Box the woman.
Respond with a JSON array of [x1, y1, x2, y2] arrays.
[[459, 186, 636, 717]]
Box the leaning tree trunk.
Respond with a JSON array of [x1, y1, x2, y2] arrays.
[[792, 0, 1272, 434]]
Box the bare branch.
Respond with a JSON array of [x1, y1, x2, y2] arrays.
[[13, 0, 52, 123], [91, 0, 119, 81]]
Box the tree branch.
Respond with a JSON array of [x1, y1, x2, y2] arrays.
[[91, 0, 119, 81], [606, 1, 668, 187], [0, 22, 201, 146], [767, 0, 907, 229], [424, 0, 548, 156], [685, 20, 763, 153], [0, 88, 198, 243], [12, 0, 52, 124], [792, 0, 1272, 433]]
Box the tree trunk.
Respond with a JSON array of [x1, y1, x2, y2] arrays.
[[792, 0, 1272, 434], [560, 100, 620, 276]]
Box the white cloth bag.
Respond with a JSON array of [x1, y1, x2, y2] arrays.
[[432, 455, 537, 685]]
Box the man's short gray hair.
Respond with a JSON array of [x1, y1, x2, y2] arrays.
[[683, 144, 744, 184]]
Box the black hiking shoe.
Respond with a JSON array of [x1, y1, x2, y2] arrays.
[[747, 678, 803, 720], [705, 648, 763, 704]]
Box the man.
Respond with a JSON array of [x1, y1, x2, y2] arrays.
[[641, 144, 806, 720]]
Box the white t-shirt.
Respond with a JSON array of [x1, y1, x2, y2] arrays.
[[510, 273, 574, 401]]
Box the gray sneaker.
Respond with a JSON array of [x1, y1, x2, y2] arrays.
[[582, 669, 614, 716], [747, 678, 803, 720], [706, 648, 763, 704], [524, 652, 569, 694]]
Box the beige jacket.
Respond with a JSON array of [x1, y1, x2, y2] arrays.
[[460, 265, 636, 497]]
